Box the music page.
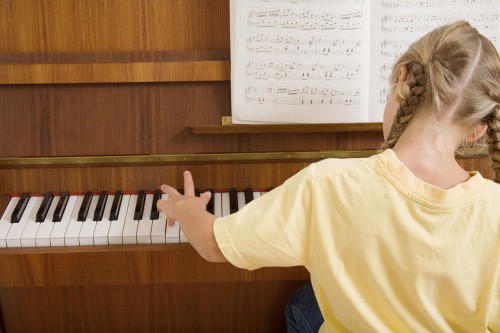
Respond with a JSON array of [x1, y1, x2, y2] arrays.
[[231, 0, 371, 124], [369, 0, 500, 121]]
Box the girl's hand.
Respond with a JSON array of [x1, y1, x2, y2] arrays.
[[157, 171, 211, 226]]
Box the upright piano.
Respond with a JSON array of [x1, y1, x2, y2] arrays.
[[0, 1, 493, 332]]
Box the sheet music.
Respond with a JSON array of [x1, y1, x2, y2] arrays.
[[231, 0, 371, 123], [231, 0, 500, 124], [369, 0, 499, 122]]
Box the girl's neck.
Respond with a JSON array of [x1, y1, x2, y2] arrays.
[[391, 116, 470, 190]]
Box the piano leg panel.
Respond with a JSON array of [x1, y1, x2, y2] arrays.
[[0, 280, 308, 333], [0, 303, 4, 333]]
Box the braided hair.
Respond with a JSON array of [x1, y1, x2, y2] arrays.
[[381, 21, 500, 183], [485, 99, 500, 183], [381, 62, 426, 150]]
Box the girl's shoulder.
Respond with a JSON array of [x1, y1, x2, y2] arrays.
[[309, 153, 380, 175], [484, 178, 500, 197]]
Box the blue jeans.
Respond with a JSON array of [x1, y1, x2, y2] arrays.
[[285, 283, 324, 333]]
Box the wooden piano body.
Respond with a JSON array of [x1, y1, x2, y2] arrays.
[[0, 1, 493, 332]]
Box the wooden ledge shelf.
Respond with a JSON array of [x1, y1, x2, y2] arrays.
[[0, 50, 230, 84], [189, 123, 384, 134]]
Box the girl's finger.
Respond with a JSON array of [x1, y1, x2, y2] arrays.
[[183, 171, 195, 196], [160, 184, 179, 196], [200, 191, 212, 206]]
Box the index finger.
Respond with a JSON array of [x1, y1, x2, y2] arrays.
[[183, 170, 195, 196]]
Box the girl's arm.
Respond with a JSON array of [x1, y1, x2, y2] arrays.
[[156, 171, 227, 263]]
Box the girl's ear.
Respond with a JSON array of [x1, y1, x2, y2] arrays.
[[464, 123, 488, 142], [398, 65, 408, 83], [393, 65, 408, 102]]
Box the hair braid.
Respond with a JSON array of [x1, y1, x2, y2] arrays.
[[486, 103, 500, 183], [381, 62, 427, 150]]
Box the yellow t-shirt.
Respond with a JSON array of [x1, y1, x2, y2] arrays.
[[213, 149, 500, 332]]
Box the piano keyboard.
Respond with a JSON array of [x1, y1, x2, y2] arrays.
[[0, 188, 268, 248]]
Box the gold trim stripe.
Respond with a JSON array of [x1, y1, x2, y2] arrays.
[[0, 147, 488, 168], [0, 151, 377, 167]]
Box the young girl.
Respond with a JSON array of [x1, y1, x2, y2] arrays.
[[157, 21, 500, 332]]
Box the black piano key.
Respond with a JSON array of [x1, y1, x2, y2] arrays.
[[206, 188, 214, 214], [109, 191, 123, 221], [150, 189, 161, 220], [53, 192, 70, 222], [134, 190, 146, 220], [78, 191, 93, 221], [36, 192, 54, 222], [93, 191, 108, 221], [244, 188, 254, 205], [229, 188, 238, 214], [11, 193, 30, 223]]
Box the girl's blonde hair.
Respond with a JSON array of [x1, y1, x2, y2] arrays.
[[381, 21, 500, 183]]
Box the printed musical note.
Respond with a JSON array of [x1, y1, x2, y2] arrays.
[[245, 85, 361, 107], [380, 39, 411, 58], [381, 13, 498, 33], [379, 87, 389, 105], [247, 34, 362, 56], [246, 61, 362, 81], [379, 63, 394, 81], [249, 0, 364, 3], [381, 0, 492, 8], [248, 9, 364, 31]]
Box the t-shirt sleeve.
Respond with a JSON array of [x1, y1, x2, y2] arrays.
[[488, 273, 500, 332], [213, 166, 314, 270]]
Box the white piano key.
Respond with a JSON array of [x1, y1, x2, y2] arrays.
[[179, 229, 188, 243], [214, 192, 222, 218], [151, 194, 167, 244], [50, 196, 78, 246], [108, 194, 131, 245], [237, 192, 246, 210], [165, 221, 180, 244], [152, 214, 167, 244], [93, 195, 114, 246], [137, 194, 153, 244], [253, 191, 261, 200], [6, 196, 38, 248], [122, 194, 139, 244], [35, 197, 60, 247], [65, 195, 85, 246], [0, 197, 19, 248], [221, 192, 230, 217], [78, 195, 99, 246], [20, 197, 44, 247]]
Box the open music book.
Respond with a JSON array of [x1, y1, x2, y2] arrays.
[[230, 0, 500, 124]]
